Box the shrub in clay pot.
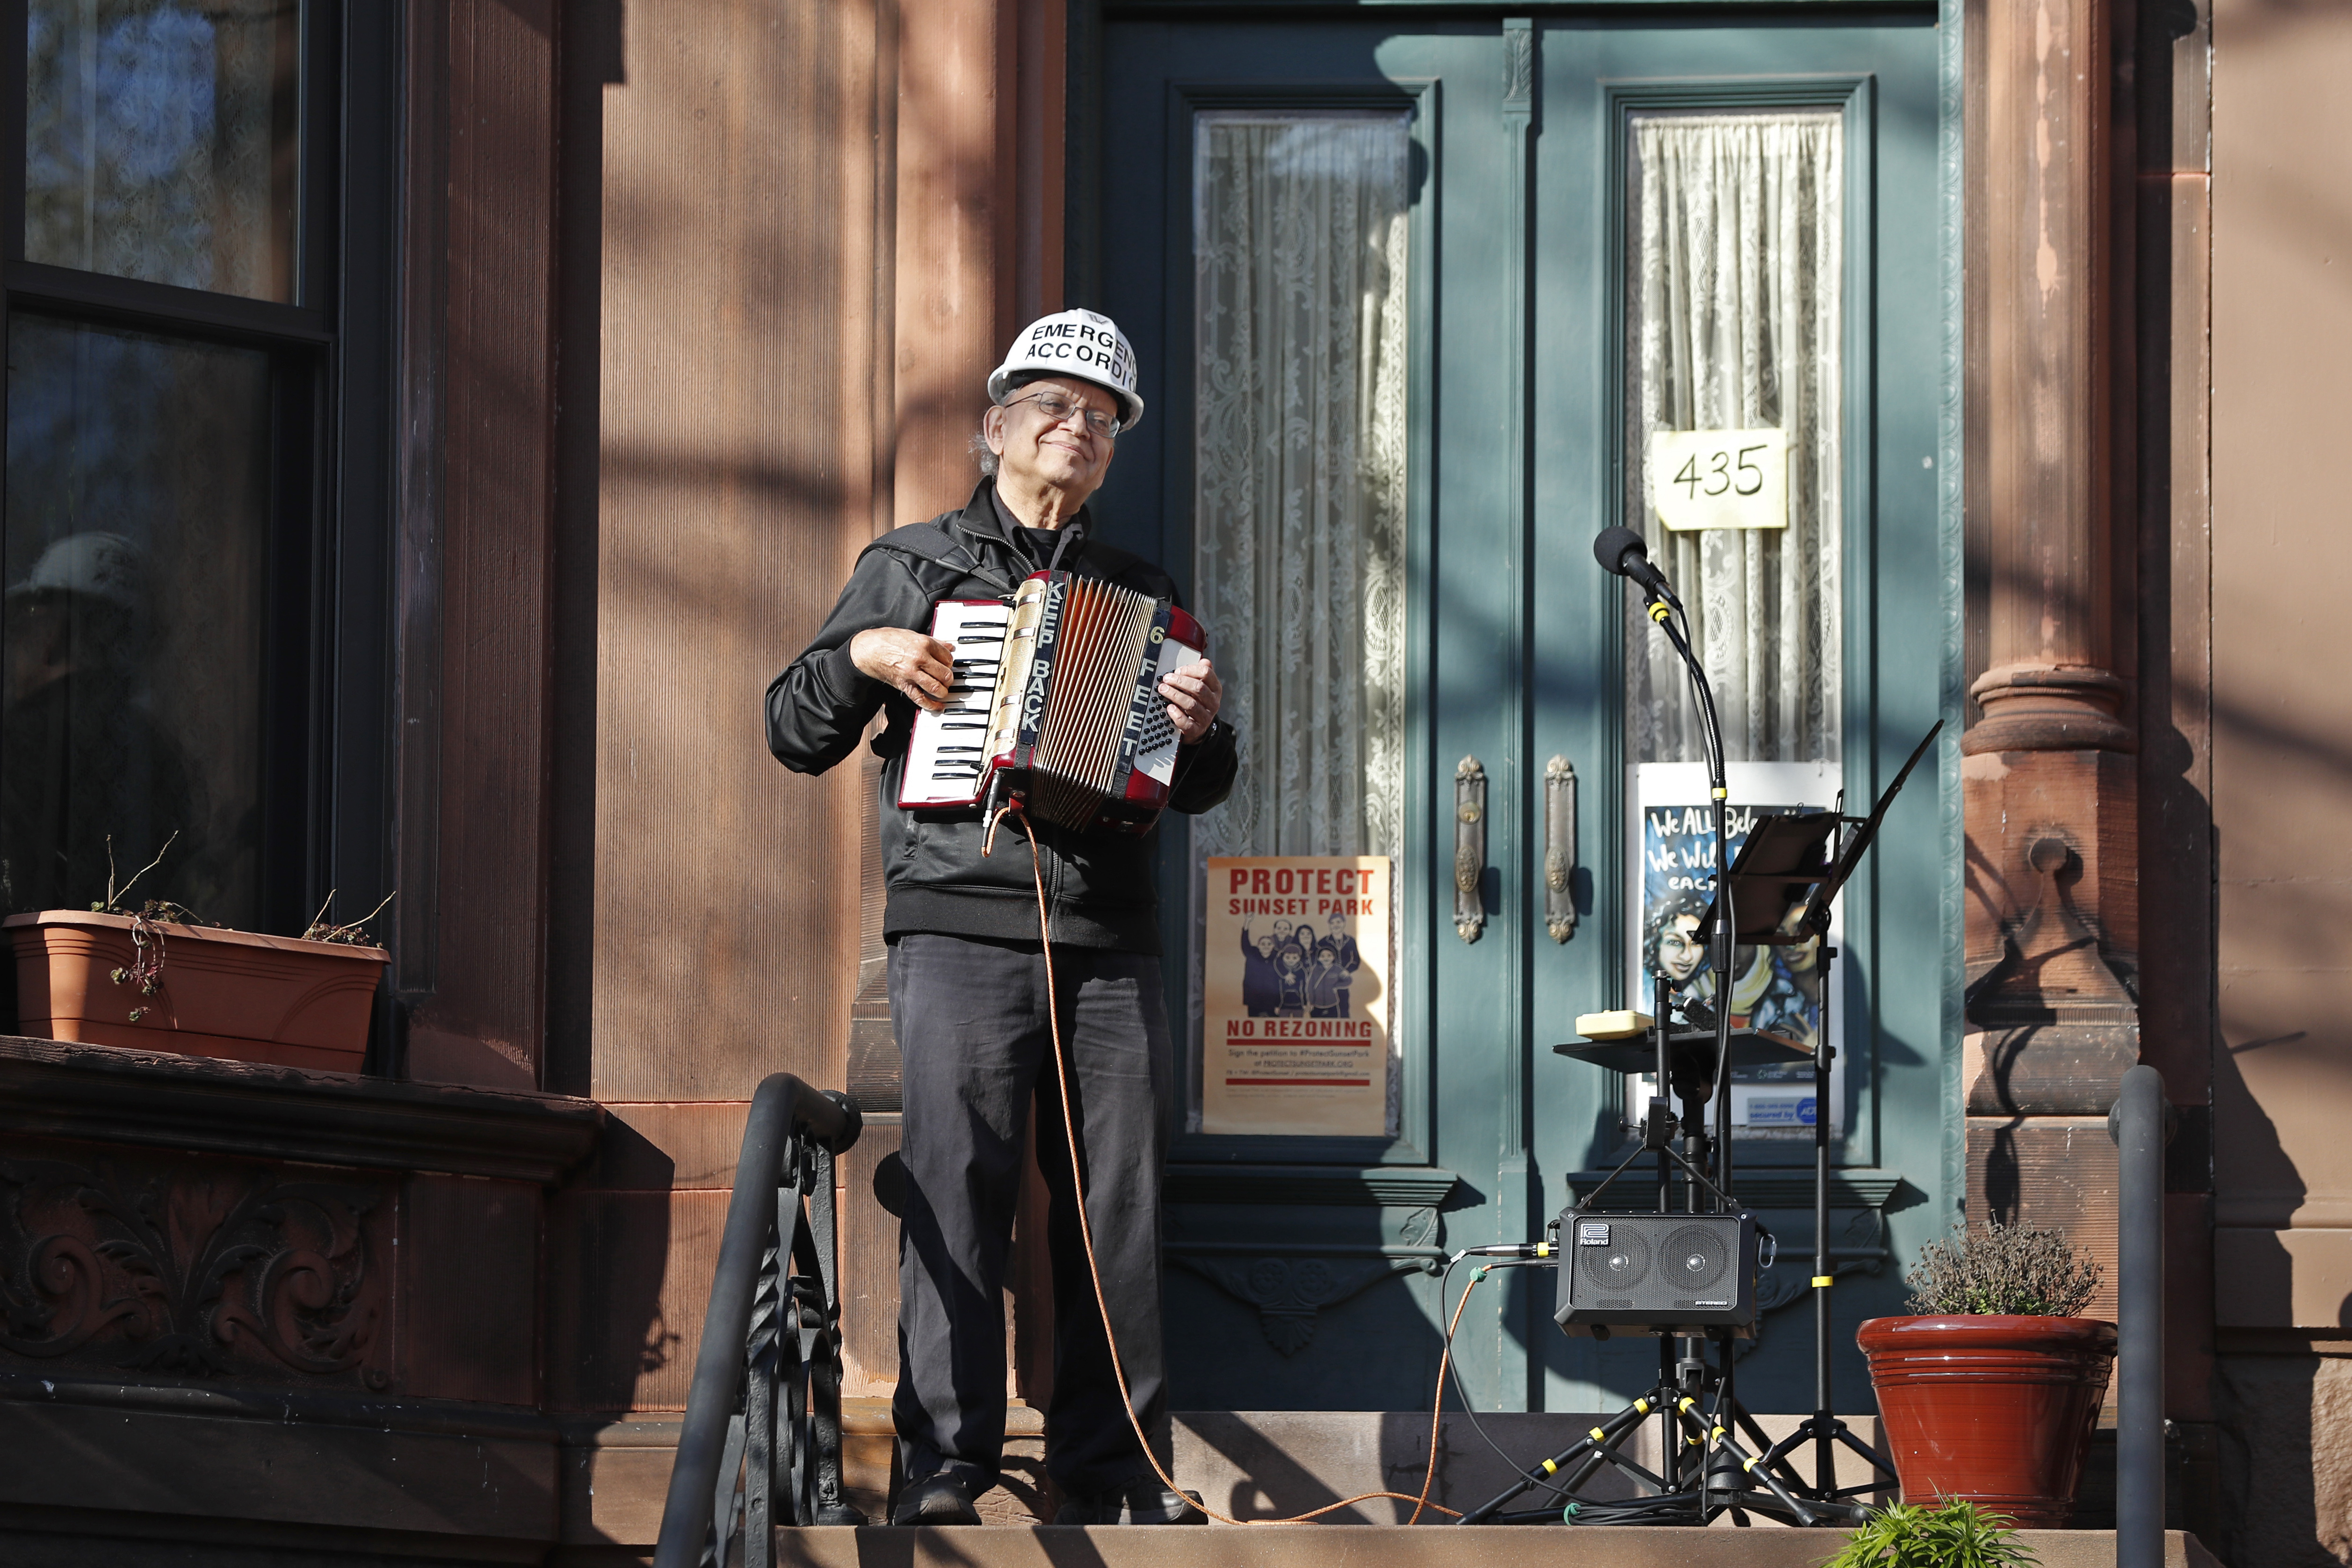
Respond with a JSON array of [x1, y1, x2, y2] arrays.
[[1858, 1221, 2113, 1526]]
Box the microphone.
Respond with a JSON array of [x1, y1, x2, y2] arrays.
[[1592, 526, 1676, 602]]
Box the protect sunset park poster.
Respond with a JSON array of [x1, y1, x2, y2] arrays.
[[1201, 855, 1391, 1136]]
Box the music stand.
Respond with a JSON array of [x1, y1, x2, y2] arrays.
[[1696, 719, 1942, 1507]]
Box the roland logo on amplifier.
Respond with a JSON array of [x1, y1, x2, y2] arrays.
[[1554, 1207, 1760, 1335]]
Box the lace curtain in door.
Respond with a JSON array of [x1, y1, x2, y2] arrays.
[[1192, 113, 1410, 862], [1623, 112, 1843, 765], [1189, 112, 1411, 1132]]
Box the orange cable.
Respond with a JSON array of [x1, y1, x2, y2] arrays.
[[1406, 1267, 1489, 1525], [989, 803, 1465, 1525]]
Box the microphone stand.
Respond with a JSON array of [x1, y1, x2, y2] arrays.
[[1637, 586, 1743, 1498], [1639, 592, 1735, 1208]]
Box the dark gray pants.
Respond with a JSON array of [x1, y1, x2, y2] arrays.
[[888, 931, 1172, 1499]]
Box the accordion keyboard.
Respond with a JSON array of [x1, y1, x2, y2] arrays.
[[899, 600, 1011, 807]]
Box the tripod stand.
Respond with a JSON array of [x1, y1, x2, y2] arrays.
[[1466, 977, 1868, 1526], [1463, 533, 1939, 1525]]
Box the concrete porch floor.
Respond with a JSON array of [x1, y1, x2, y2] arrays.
[[776, 1526, 2223, 1568], [842, 1406, 1904, 1526]]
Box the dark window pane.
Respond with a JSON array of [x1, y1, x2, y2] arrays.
[[25, 0, 303, 301], [4, 314, 271, 926]]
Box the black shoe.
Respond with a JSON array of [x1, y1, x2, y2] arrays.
[[891, 1472, 983, 1526], [1054, 1481, 1207, 1525]]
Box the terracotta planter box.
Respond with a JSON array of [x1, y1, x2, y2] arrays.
[[1859, 1313, 2116, 1525], [5, 909, 387, 1073]]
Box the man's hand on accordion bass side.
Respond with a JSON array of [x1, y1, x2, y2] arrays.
[[850, 627, 956, 713], [1158, 658, 1223, 744]]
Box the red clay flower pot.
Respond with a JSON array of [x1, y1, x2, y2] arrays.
[[6, 909, 387, 1073], [1859, 1313, 2116, 1525]]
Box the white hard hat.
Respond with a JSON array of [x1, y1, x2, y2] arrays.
[[987, 310, 1143, 431], [6, 531, 146, 610]]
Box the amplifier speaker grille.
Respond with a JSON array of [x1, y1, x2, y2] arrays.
[[1576, 1227, 1651, 1294], [1662, 1223, 1733, 1292], [1555, 1208, 1758, 1332]]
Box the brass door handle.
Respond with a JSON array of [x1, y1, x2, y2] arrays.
[[1455, 756, 1486, 943], [1544, 755, 1577, 942]]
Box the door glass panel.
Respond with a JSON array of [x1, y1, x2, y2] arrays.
[[1620, 109, 1845, 1134], [25, 0, 304, 301], [2, 313, 273, 927], [1623, 110, 1842, 768], [1188, 110, 1411, 1131]]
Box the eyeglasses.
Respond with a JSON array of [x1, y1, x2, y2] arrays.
[[1005, 390, 1120, 439]]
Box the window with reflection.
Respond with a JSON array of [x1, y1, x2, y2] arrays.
[[3, 315, 271, 922], [25, 0, 302, 301], [0, 0, 360, 938]]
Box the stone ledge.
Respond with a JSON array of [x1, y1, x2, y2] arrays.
[[0, 1376, 558, 1543], [0, 1371, 560, 1439], [0, 1034, 603, 1184]]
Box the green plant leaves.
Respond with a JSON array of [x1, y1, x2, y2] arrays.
[[1819, 1499, 2040, 1568]]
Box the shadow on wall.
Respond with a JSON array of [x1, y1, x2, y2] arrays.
[[550, 1113, 680, 1413], [2213, 1350, 2352, 1568]]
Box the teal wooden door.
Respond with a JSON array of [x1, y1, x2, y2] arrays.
[[1093, 7, 1955, 1420]]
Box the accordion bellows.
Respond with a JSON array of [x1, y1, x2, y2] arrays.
[[901, 571, 1206, 834]]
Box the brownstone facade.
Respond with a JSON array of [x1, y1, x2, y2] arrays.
[[3, 0, 2352, 1561]]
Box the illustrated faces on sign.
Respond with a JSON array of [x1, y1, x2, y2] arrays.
[[1656, 913, 1705, 984]]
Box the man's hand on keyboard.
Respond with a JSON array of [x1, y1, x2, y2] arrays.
[[852, 627, 956, 713]]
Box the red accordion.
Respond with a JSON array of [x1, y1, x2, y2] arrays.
[[900, 571, 1207, 834]]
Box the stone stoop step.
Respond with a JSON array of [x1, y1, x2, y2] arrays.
[[844, 1407, 1902, 1526], [774, 1528, 2224, 1568]]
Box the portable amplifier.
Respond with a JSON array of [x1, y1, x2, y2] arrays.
[[1552, 1209, 1758, 1334]]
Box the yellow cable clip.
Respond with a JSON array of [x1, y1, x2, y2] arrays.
[[1542, 1458, 1561, 1475], [1678, 1397, 1696, 1413], [1648, 600, 1672, 623], [1634, 1398, 1650, 1415], [1813, 1275, 1835, 1289], [1712, 1425, 1726, 1443], [1589, 1427, 1607, 1444], [1534, 1243, 1552, 1257], [1742, 1456, 1759, 1473], [1711, 787, 1729, 800]]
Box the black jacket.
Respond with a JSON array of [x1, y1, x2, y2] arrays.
[[765, 480, 1239, 952]]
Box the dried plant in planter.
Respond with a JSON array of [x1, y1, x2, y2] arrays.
[[88, 833, 205, 1022], [1904, 1219, 2102, 1317], [303, 889, 397, 946], [11, 840, 390, 1071]]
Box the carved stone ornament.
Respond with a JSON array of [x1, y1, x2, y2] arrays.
[[0, 1156, 386, 1386]]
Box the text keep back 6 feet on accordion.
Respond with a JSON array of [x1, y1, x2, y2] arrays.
[[901, 570, 1206, 834]]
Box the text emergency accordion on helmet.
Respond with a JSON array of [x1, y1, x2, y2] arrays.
[[900, 570, 1206, 833]]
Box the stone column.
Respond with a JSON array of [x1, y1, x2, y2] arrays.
[[1963, 0, 2138, 1303]]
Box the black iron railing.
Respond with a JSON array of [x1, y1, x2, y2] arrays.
[[654, 1074, 865, 1568]]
